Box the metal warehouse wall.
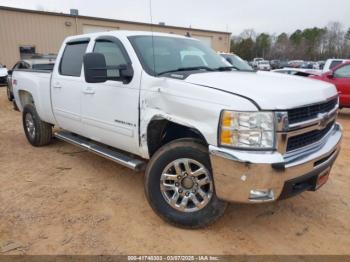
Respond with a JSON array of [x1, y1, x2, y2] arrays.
[[0, 9, 76, 67], [0, 7, 230, 68]]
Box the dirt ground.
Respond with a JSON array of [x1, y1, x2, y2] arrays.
[[0, 87, 349, 255]]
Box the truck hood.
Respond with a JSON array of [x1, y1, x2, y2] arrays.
[[0, 68, 7, 77], [185, 71, 337, 110]]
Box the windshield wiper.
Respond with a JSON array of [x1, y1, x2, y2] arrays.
[[215, 66, 239, 71], [216, 66, 255, 72], [157, 66, 215, 76]]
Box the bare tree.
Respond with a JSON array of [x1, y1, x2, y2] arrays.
[[240, 29, 256, 40], [324, 22, 344, 58]]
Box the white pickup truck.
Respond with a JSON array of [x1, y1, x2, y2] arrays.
[[12, 31, 342, 228]]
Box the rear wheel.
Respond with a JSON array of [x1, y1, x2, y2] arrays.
[[13, 101, 19, 111], [145, 139, 227, 229], [6, 86, 13, 101], [22, 104, 52, 146]]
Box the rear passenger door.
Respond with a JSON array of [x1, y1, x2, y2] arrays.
[[81, 36, 140, 155], [51, 39, 89, 135]]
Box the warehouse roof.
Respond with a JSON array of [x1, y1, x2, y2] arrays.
[[0, 6, 231, 35]]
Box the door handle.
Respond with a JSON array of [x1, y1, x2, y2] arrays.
[[53, 82, 61, 88], [83, 86, 95, 94]]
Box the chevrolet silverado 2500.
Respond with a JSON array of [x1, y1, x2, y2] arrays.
[[12, 31, 342, 228]]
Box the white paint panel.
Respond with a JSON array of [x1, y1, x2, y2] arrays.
[[83, 25, 119, 34]]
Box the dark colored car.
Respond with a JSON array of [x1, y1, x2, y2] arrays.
[[270, 60, 281, 69], [279, 60, 289, 68], [0, 64, 8, 86], [300, 62, 314, 69]]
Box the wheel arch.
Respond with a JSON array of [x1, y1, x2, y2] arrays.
[[17, 89, 35, 111], [146, 116, 208, 158]]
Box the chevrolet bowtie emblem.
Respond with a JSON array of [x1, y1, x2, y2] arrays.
[[318, 113, 330, 128]]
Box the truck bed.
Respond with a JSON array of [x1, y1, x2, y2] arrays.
[[12, 69, 56, 125]]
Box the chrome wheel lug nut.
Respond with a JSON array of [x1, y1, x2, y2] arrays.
[[177, 176, 181, 180], [175, 182, 179, 187], [178, 189, 183, 193], [185, 192, 190, 196]]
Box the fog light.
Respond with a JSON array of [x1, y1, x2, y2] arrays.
[[249, 189, 275, 202]]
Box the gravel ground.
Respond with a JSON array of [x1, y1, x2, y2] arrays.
[[0, 87, 349, 255]]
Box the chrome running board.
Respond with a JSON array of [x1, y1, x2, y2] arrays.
[[54, 130, 146, 171]]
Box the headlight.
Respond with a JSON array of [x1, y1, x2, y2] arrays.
[[219, 110, 275, 149]]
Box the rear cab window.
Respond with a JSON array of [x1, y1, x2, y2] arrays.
[[32, 64, 55, 71], [59, 40, 89, 77]]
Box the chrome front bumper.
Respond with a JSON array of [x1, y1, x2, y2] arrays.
[[209, 123, 342, 203]]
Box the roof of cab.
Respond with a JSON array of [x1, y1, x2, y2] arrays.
[[64, 30, 190, 43]]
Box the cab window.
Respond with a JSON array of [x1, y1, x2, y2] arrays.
[[60, 41, 89, 77], [93, 40, 128, 80]]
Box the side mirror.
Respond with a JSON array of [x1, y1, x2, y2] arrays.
[[119, 63, 134, 84], [326, 71, 334, 79], [83, 53, 107, 83], [7, 70, 12, 75]]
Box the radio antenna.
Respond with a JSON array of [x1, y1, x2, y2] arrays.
[[149, 0, 156, 74]]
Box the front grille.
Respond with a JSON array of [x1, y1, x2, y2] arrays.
[[286, 121, 335, 152], [288, 98, 338, 125]]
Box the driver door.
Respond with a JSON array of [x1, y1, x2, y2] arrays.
[[81, 36, 140, 155]]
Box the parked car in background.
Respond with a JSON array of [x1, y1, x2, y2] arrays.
[[0, 64, 8, 86], [279, 60, 289, 68], [317, 61, 325, 70], [219, 53, 253, 71], [300, 61, 315, 69], [7, 58, 55, 102], [288, 60, 304, 68], [273, 68, 322, 77], [256, 60, 271, 71], [270, 60, 281, 70], [322, 59, 350, 73], [252, 57, 264, 68], [310, 61, 350, 108]]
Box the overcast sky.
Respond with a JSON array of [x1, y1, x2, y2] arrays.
[[1, 0, 349, 35]]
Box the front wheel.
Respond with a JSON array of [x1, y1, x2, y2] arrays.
[[144, 139, 227, 229]]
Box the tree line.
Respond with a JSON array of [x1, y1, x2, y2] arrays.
[[230, 22, 350, 61]]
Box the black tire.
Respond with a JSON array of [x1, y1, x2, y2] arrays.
[[22, 104, 52, 147], [6, 85, 13, 102], [13, 101, 19, 111], [145, 139, 227, 229]]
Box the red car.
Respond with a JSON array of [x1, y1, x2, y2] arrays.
[[310, 61, 350, 108]]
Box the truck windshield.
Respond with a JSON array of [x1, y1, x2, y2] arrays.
[[221, 54, 253, 71], [128, 35, 230, 76]]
